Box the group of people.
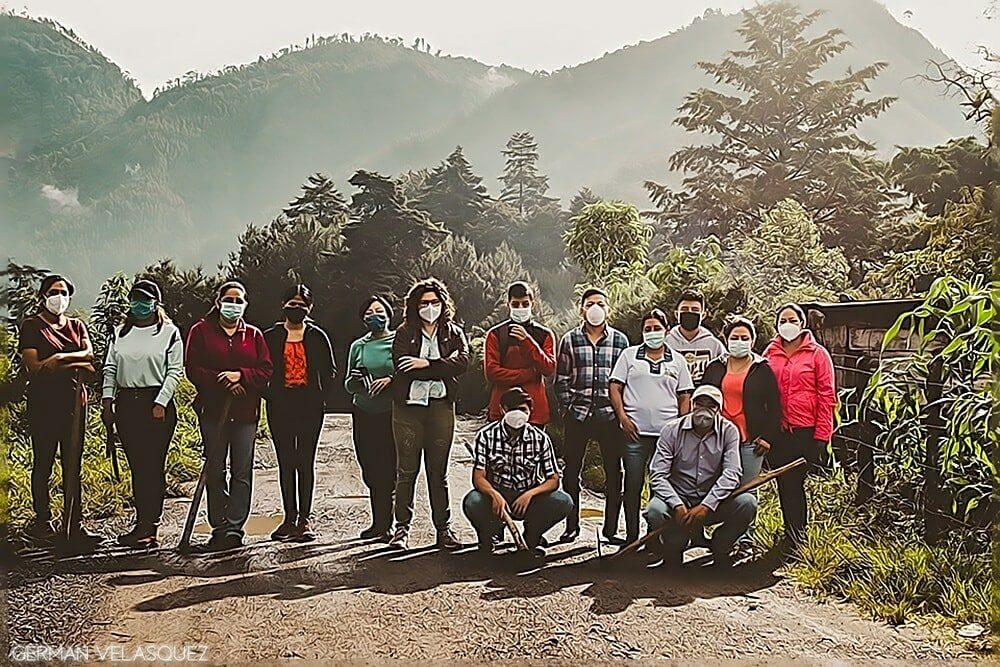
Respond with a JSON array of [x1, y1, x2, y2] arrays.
[[19, 272, 835, 567]]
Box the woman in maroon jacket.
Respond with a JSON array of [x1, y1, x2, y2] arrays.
[[19, 274, 98, 546], [184, 281, 273, 551]]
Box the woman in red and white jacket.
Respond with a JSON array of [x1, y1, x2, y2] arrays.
[[763, 303, 836, 547]]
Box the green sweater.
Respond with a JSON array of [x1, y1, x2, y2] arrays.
[[345, 331, 396, 413]]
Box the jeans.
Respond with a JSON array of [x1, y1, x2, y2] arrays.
[[352, 408, 397, 531], [201, 413, 257, 540], [737, 442, 764, 544], [767, 427, 820, 543], [462, 488, 573, 546], [392, 400, 455, 531], [268, 392, 324, 523], [623, 436, 656, 542], [27, 392, 84, 528], [645, 493, 758, 563], [116, 389, 177, 529], [561, 416, 621, 534]]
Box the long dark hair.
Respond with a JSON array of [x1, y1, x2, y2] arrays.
[[402, 277, 454, 331]]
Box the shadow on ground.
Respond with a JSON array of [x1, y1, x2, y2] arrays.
[[3, 536, 782, 617]]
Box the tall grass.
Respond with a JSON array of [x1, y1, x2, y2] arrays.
[[753, 470, 993, 630], [3, 380, 202, 534]]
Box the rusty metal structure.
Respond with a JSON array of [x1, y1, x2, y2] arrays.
[[801, 299, 922, 504]]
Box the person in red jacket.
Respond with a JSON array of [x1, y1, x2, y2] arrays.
[[763, 303, 836, 547], [185, 281, 273, 551], [483, 282, 556, 426]]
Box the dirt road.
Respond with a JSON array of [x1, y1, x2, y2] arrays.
[[4, 416, 973, 663]]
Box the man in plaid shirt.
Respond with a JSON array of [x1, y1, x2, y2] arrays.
[[462, 387, 572, 558], [554, 288, 630, 544]]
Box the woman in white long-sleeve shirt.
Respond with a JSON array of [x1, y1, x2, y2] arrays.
[[101, 279, 183, 548]]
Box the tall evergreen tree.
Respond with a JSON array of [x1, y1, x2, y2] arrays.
[[341, 170, 449, 296], [568, 187, 600, 217], [499, 131, 556, 217], [644, 1, 896, 266], [415, 146, 491, 239], [283, 172, 350, 228]]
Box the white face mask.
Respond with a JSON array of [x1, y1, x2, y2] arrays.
[[643, 330, 665, 349], [584, 303, 606, 327], [502, 409, 530, 430], [45, 294, 70, 316], [419, 303, 442, 324], [778, 322, 802, 342], [728, 339, 752, 358], [510, 306, 531, 324]]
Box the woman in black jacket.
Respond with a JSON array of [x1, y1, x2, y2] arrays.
[[388, 278, 469, 551], [263, 284, 337, 542], [701, 316, 781, 553]]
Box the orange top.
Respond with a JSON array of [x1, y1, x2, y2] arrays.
[[283, 341, 308, 388], [721, 369, 749, 443]]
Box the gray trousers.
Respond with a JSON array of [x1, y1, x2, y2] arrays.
[[645, 492, 758, 562]]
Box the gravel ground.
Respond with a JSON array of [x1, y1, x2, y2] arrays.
[[2, 415, 983, 663]]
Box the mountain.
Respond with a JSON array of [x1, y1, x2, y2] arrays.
[[374, 0, 977, 203], [0, 0, 978, 294], [0, 15, 142, 158]]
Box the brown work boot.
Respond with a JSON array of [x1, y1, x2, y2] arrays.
[[436, 527, 462, 551], [293, 519, 316, 543]]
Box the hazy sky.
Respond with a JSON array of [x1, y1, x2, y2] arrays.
[[9, 0, 997, 97]]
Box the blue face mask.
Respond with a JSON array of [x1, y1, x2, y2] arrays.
[[365, 313, 388, 333], [130, 298, 156, 320], [219, 301, 246, 323]]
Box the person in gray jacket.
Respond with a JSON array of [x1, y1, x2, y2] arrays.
[[645, 385, 757, 568], [664, 289, 726, 385]]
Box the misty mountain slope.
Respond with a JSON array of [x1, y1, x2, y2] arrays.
[[1, 0, 979, 292], [5, 28, 529, 278], [377, 0, 976, 203], [0, 14, 142, 158]]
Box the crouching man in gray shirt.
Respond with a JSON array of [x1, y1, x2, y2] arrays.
[[645, 385, 757, 568]]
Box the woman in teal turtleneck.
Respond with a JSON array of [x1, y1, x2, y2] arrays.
[[345, 295, 397, 541]]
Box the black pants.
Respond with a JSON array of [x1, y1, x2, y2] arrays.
[[767, 427, 820, 542], [561, 416, 622, 535], [351, 409, 397, 531], [268, 392, 325, 523], [115, 389, 177, 529], [28, 392, 84, 528]]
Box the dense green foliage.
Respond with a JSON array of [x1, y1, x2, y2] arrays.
[[0, 1, 975, 296]]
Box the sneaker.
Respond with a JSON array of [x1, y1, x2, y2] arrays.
[[208, 533, 243, 552], [436, 527, 462, 551], [26, 518, 55, 543], [360, 525, 385, 540], [690, 529, 711, 549], [293, 520, 316, 543], [270, 520, 297, 542], [558, 527, 580, 544], [134, 533, 159, 549], [388, 527, 409, 550]]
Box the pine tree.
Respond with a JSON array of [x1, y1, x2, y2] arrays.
[[644, 1, 896, 265], [416, 146, 491, 239], [341, 170, 449, 296], [568, 187, 600, 217], [283, 173, 350, 228], [499, 132, 556, 217]]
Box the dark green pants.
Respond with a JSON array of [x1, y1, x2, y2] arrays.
[[392, 400, 455, 530]]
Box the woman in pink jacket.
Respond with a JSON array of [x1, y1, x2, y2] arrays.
[[763, 303, 836, 547]]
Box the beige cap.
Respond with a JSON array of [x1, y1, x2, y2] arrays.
[[691, 384, 723, 410]]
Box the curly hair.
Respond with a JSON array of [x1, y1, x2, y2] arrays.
[[402, 277, 455, 330]]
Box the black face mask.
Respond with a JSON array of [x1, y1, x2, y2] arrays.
[[679, 311, 701, 332], [283, 305, 307, 324]]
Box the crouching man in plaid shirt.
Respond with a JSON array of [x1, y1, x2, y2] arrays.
[[462, 387, 572, 559]]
